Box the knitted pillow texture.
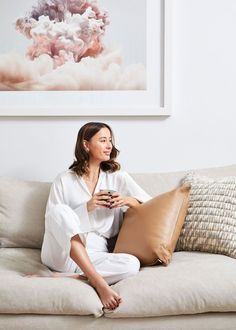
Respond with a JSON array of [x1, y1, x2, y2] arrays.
[[175, 173, 236, 259]]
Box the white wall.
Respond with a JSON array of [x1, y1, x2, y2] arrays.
[[0, 0, 236, 181]]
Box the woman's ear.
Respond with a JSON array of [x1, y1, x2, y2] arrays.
[[83, 140, 89, 152]]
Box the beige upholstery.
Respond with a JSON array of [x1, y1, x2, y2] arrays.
[[0, 177, 51, 248], [1, 313, 236, 330], [0, 248, 103, 317], [0, 164, 236, 329], [1, 247, 236, 318], [105, 251, 236, 318], [130, 164, 236, 197]]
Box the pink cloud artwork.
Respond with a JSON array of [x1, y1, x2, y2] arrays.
[[0, 0, 146, 91]]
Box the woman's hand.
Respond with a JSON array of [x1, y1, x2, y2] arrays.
[[109, 192, 140, 209], [87, 192, 111, 212]]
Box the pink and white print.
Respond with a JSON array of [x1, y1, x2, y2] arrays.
[[0, 0, 146, 91]]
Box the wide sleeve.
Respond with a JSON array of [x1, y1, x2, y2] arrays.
[[119, 171, 152, 210], [45, 174, 91, 233], [45, 177, 64, 219]]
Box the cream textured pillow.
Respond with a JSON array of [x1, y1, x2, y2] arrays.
[[175, 173, 236, 258]]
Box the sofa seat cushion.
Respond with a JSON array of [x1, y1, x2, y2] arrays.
[[104, 251, 236, 318], [0, 248, 103, 317]]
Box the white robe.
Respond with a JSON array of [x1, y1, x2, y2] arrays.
[[41, 169, 151, 284]]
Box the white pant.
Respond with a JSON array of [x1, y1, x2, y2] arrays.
[[41, 205, 140, 285]]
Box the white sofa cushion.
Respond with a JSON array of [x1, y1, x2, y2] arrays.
[[176, 173, 236, 258], [104, 251, 236, 318], [0, 248, 103, 317], [1, 248, 236, 318], [0, 177, 51, 248]]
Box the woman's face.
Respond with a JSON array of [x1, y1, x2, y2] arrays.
[[85, 127, 113, 163]]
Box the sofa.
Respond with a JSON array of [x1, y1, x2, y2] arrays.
[[0, 164, 236, 330]]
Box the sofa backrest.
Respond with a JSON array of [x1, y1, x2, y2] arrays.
[[131, 164, 236, 197], [0, 164, 236, 249], [0, 177, 51, 249]]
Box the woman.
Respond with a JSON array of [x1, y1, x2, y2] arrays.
[[41, 122, 151, 310]]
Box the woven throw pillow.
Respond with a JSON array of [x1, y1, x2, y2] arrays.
[[113, 185, 190, 266], [175, 173, 236, 258]]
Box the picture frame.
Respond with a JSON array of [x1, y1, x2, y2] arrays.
[[0, 0, 172, 117]]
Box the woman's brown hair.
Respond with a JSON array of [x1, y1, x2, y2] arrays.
[[69, 122, 120, 176]]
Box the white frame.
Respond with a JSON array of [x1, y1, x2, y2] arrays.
[[0, 0, 172, 117]]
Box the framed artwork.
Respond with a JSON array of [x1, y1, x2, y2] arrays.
[[0, 0, 172, 116]]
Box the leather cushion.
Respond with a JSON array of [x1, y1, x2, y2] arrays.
[[113, 185, 190, 266]]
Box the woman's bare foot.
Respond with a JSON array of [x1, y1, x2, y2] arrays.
[[93, 278, 122, 310], [25, 273, 122, 310]]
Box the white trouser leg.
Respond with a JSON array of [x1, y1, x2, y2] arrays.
[[75, 232, 141, 285], [41, 206, 140, 284], [41, 204, 86, 273], [85, 252, 140, 285]]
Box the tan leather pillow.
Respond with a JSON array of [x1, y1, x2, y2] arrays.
[[113, 185, 190, 266]]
